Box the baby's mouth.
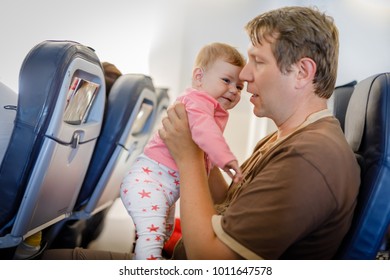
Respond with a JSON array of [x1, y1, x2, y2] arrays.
[[223, 97, 232, 102]]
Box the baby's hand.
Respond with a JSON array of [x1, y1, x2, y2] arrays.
[[223, 160, 243, 183]]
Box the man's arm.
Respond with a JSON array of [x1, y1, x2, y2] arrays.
[[159, 103, 240, 259], [208, 166, 229, 205]]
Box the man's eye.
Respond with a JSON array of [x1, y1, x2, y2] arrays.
[[255, 60, 263, 64]]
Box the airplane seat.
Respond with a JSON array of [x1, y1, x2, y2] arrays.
[[0, 40, 105, 258], [75, 84, 168, 248], [47, 74, 158, 249], [0, 82, 17, 164], [330, 80, 357, 132], [335, 72, 390, 259], [75, 73, 158, 216]]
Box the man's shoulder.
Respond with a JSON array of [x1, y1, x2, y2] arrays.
[[286, 117, 358, 170]]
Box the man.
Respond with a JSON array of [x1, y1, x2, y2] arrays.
[[159, 6, 360, 259]]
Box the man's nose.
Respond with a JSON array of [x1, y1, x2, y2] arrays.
[[239, 64, 251, 82]]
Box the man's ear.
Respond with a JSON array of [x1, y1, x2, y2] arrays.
[[296, 57, 316, 89]]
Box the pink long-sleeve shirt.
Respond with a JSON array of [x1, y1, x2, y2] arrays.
[[143, 88, 237, 173]]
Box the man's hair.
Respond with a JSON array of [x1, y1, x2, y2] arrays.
[[194, 42, 246, 70], [245, 6, 339, 99]]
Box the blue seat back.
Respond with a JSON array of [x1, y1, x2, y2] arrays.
[[336, 73, 390, 259], [74, 74, 158, 217], [0, 40, 105, 248]]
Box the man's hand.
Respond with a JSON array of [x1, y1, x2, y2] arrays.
[[159, 102, 202, 164]]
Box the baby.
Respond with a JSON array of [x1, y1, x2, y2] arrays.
[[120, 42, 245, 259]]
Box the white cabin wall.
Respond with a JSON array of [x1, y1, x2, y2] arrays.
[[0, 0, 389, 165]]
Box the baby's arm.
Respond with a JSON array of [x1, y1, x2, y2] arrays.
[[222, 160, 243, 183]]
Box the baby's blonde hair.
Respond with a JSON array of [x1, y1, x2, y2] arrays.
[[194, 42, 246, 71]]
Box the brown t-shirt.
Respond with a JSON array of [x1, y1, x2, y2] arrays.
[[213, 115, 360, 259], [174, 111, 360, 260]]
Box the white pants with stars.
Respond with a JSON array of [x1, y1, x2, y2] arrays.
[[120, 154, 180, 260]]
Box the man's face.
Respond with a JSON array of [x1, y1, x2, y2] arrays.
[[239, 40, 299, 125]]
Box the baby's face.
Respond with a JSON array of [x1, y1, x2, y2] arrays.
[[200, 59, 244, 110]]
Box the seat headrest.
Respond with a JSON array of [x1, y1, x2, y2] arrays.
[[344, 73, 390, 153]]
